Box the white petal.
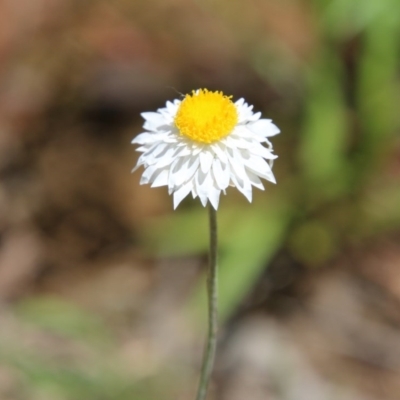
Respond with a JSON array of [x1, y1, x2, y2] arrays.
[[207, 187, 221, 210], [249, 111, 261, 121], [149, 142, 168, 158], [248, 119, 280, 137], [141, 112, 170, 132], [212, 159, 230, 190], [236, 102, 254, 123], [211, 142, 228, 163], [244, 156, 276, 184], [184, 156, 201, 182], [136, 152, 150, 168], [168, 156, 188, 190], [173, 182, 193, 209], [140, 165, 158, 184], [195, 169, 214, 207], [141, 112, 162, 122], [221, 162, 231, 188], [132, 132, 166, 145], [246, 170, 265, 190], [195, 168, 208, 192], [235, 98, 245, 107], [200, 151, 214, 174], [233, 125, 265, 142], [230, 172, 252, 202], [175, 146, 191, 158], [243, 187, 252, 202], [152, 147, 177, 168], [198, 191, 208, 207], [249, 142, 278, 160], [151, 169, 169, 187], [172, 157, 191, 187], [264, 138, 273, 150], [227, 148, 247, 182], [191, 144, 205, 156], [142, 142, 171, 165], [158, 109, 174, 124], [131, 162, 143, 173], [223, 134, 253, 150], [166, 100, 180, 116]]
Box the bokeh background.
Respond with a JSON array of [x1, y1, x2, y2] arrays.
[[0, 0, 400, 399]]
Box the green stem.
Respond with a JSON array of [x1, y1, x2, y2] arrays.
[[195, 205, 218, 400]]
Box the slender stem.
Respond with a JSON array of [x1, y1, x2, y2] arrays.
[[195, 205, 218, 400]]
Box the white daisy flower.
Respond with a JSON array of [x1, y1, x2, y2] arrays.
[[132, 89, 280, 210]]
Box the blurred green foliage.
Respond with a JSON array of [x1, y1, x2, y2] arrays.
[[145, 0, 400, 322], [0, 297, 181, 400]]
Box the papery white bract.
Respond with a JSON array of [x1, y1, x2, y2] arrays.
[[132, 89, 280, 210]]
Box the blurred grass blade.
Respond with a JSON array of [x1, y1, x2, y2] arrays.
[[356, 7, 400, 177], [188, 195, 291, 324], [299, 50, 348, 189]]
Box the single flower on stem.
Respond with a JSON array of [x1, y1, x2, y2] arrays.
[[132, 89, 279, 210], [132, 89, 280, 400]]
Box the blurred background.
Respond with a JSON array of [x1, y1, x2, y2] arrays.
[[0, 0, 400, 399]]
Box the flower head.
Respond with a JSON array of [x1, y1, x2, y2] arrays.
[[132, 89, 280, 209]]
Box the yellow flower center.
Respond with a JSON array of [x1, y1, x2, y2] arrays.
[[174, 89, 238, 144]]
